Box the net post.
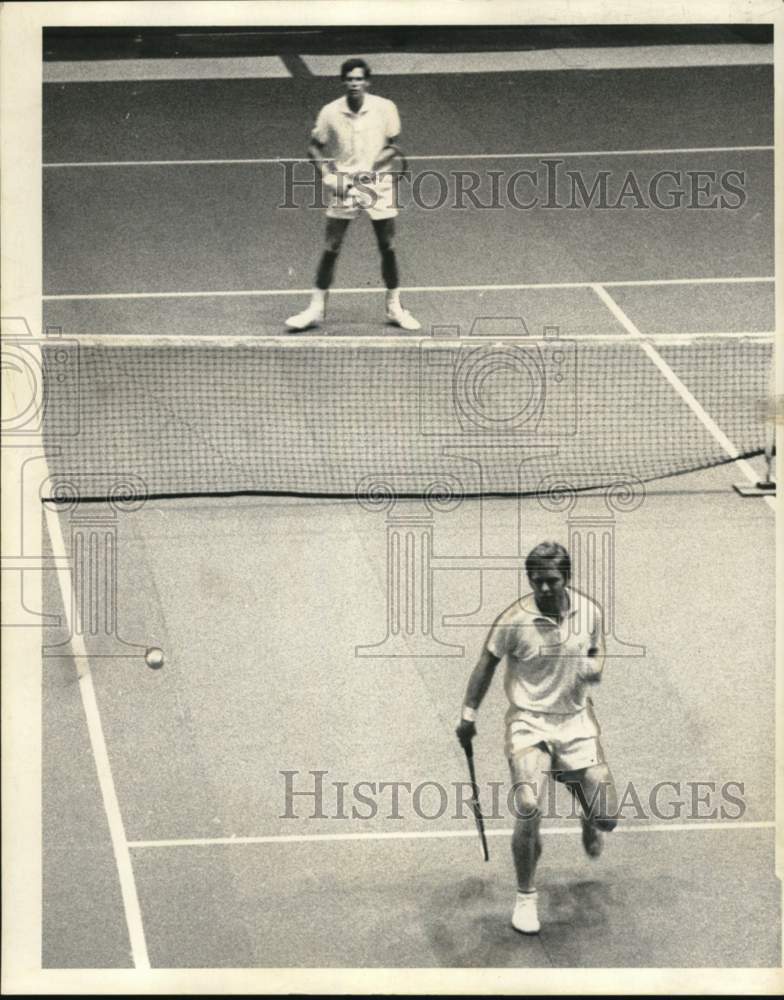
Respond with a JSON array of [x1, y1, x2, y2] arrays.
[[734, 359, 777, 497]]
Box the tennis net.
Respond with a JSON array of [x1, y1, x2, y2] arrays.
[[40, 330, 774, 502]]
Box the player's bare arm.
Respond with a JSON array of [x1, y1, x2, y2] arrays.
[[582, 612, 606, 683], [455, 646, 500, 747], [582, 645, 605, 683], [306, 136, 328, 175], [464, 646, 501, 710], [373, 137, 402, 173], [308, 136, 353, 198]]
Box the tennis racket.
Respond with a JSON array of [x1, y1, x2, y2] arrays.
[[462, 740, 490, 862]]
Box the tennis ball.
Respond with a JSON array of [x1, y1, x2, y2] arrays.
[[145, 647, 164, 670]]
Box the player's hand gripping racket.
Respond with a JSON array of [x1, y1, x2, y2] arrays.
[[321, 163, 353, 200], [348, 144, 410, 209], [461, 738, 490, 862]]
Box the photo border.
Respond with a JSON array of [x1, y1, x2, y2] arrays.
[[2, 1, 781, 993]]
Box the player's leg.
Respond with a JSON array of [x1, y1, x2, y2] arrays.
[[508, 744, 551, 934], [510, 746, 550, 890], [563, 762, 619, 857], [569, 762, 619, 830], [316, 216, 350, 292], [552, 703, 617, 857], [286, 218, 351, 331], [370, 217, 420, 331]]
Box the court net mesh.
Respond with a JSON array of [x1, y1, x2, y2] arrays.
[[40, 331, 774, 503]]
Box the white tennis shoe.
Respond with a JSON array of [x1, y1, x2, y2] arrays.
[[385, 303, 421, 331], [286, 290, 326, 331], [285, 303, 324, 332], [512, 890, 540, 935]]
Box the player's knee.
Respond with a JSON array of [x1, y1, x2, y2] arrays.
[[325, 236, 344, 253], [512, 791, 542, 823]]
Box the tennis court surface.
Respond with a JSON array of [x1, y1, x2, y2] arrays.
[[38, 31, 778, 969]]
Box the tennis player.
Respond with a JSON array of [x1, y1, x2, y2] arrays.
[[285, 58, 421, 332], [456, 541, 618, 935]]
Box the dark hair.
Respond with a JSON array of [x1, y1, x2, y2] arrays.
[[525, 541, 571, 581], [341, 58, 371, 80]]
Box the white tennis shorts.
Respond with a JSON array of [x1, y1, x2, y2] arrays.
[[326, 176, 400, 220], [505, 703, 605, 772]]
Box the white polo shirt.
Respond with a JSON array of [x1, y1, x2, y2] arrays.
[[312, 93, 401, 174], [486, 588, 604, 715]]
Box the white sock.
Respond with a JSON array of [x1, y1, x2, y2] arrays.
[[386, 288, 401, 310], [310, 288, 326, 311]]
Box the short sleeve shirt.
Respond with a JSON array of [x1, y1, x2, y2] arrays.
[[486, 589, 603, 715], [312, 94, 401, 174]]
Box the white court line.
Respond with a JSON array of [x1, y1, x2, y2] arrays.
[[42, 144, 773, 168], [128, 819, 775, 849], [43, 505, 150, 970], [592, 283, 776, 512], [42, 275, 774, 302]]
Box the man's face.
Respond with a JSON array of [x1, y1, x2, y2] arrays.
[[529, 563, 569, 614], [343, 67, 370, 99]]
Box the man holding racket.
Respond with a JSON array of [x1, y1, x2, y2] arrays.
[[456, 541, 619, 935], [285, 58, 421, 332]]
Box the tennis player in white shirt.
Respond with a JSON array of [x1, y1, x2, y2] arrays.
[[286, 58, 420, 332], [456, 541, 619, 935]]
